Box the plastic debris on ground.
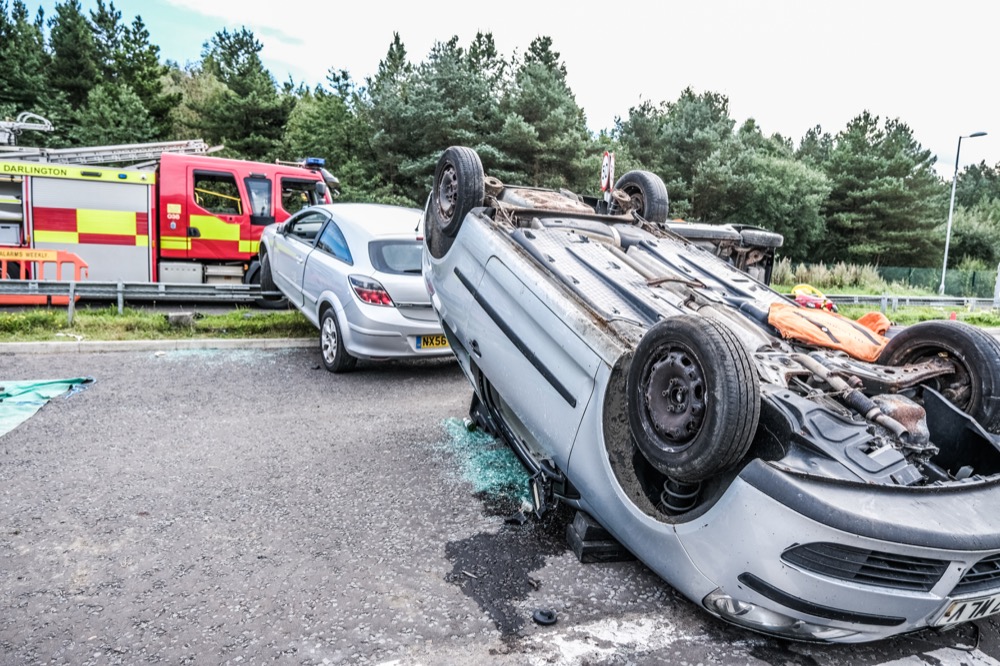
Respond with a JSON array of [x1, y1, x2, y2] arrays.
[[0, 378, 93, 438]]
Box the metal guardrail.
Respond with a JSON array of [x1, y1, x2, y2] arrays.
[[825, 294, 1000, 311], [0, 279, 273, 302], [1, 279, 997, 322], [3, 280, 991, 308], [0, 280, 283, 323]]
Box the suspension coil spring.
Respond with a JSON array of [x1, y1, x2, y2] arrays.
[[660, 478, 702, 514]]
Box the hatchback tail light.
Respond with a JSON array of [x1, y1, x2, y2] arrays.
[[349, 275, 394, 307]]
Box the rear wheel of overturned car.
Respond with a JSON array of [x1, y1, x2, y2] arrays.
[[255, 252, 289, 310], [426, 146, 485, 259], [626, 315, 760, 482], [878, 320, 1000, 433], [320, 308, 357, 373], [610, 170, 670, 224]]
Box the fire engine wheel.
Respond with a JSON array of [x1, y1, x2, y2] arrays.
[[878, 321, 1000, 433], [320, 308, 357, 373], [626, 315, 760, 482], [255, 253, 288, 310], [426, 146, 485, 259], [610, 171, 669, 224]]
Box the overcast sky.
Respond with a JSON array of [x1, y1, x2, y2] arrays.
[[32, 0, 1000, 178]]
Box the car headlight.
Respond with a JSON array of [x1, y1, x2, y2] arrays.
[[703, 589, 859, 642]]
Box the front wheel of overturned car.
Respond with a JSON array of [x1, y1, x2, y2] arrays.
[[878, 320, 1000, 433], [320, 308, 357, 373], [610, 170, 670, 224], [426, 146, 485, 259], [626, 315, 760, 482]]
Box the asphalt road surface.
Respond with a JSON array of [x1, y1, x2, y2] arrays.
[[3, 346, 1000, 665]]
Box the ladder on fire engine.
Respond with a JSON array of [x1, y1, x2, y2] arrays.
[[0, 111, 214, 165], [0, 139, 213, 165]]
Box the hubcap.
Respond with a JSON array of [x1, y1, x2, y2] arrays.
[[643, 348, 706, 446], [321, 317, 338, 364]]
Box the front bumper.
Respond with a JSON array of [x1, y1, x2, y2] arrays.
[[675, 463, 1000, 642]]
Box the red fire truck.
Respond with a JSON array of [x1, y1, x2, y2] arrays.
[[0, 139, 336, 290]]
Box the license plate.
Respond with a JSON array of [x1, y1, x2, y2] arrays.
[[935, 593, 1000, 626], [417, 334, 449, 349]]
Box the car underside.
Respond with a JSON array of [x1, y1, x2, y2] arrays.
[[422, 146, 1000, 642]]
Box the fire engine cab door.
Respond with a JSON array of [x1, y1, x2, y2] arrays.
[[272, 209, 327, 308], [186, 170, 251, 261]]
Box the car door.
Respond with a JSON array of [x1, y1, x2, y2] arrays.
[[271, 209, 328, 308], [464, 254, 601, 471], [301, 216, 354, 322]]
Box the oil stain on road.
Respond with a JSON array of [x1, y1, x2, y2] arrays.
[[434, 418, 574, 638]]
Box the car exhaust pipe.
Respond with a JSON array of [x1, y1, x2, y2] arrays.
[[793, 353, 913, 443]]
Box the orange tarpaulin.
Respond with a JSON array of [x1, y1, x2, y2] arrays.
[[768, 302, 889, 362]]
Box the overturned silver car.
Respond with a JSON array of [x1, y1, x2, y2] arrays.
[[422, 146, 1000, 643]]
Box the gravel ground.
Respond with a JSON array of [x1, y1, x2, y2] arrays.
[[3, 347, 1000, 665]]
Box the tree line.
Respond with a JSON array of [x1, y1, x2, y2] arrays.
[[2, 0, 1000, 269]]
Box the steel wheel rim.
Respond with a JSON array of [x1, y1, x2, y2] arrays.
[[321, 316, 338, 364], [436, 163, 458, 221], [624, 187, 646, 216], [642, 347, 706, 450]]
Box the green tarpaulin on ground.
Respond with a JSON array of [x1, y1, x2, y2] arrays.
[[0, 378, 91, 438]]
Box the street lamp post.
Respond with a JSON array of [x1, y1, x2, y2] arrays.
[[940, 131, 988, 295]]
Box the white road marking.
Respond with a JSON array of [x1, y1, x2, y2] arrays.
[[876, 647, 1000, 666]]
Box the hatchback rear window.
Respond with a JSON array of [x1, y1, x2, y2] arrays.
[[369, 240, 422, 275]]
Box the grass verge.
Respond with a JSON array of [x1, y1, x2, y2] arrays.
[[0, 302, 996, 344], [0, 305, 316, 343], [836, 305, 1000, 327]]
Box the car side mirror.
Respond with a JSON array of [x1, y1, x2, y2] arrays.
[[250, 214, 276, 227], [316, 182, 328, 198]]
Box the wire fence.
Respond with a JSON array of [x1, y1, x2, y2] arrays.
[[879, 267, 998, 299]]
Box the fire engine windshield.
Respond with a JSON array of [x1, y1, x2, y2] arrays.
[[280, 178, 323, 215]]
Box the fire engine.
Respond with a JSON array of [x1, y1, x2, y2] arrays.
[[0, 118, 337, 293]]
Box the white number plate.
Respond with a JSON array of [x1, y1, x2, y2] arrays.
[[936, 593, 1000, 627]]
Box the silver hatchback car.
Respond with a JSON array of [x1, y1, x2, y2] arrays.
[[422, 146, 1000, 643], [259, 203, 451, 372]]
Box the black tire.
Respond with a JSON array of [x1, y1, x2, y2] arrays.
[[320, 308, 356, 373], [610, 170, 669, 224], [878, 321, 1000, 433], [254, 252, 289, 310], [1, 260, 20, 279], [626, 315, 760, 481], [426, 146, 485, 259], [738, 227, 784, 249]]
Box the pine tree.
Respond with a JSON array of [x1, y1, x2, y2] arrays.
[[196, 28, 293, 161], [48, 0, 101, 109], [817, 112, 947, 266], [0, 1, 51, 111], [496, 37, 592, 190]]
